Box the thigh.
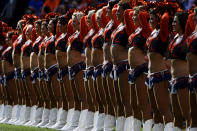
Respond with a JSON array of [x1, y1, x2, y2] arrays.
[[135, 74, 149, 107], [107, 75, 117, 105], [118, 70, 130, 103], [63, 75, 74, 101], [177, 88, 190, 120], [74, 71, 86, 99], [51, 74, 61, 101], [154, 81, 171, 111], [26, 76, 37, 102], [8, 79, 18, 100]]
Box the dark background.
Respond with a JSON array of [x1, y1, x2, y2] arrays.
[[0, 0, 196, 28]]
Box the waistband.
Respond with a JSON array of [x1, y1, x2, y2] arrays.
[[92, 64, 103, 81], [83, 66, 94, 81], [45, 64, 58, 81], [128, 63, 148, 85], [21, 68, 31, 81], [102, 62, 113, 78], [57, 66, 69, 81], [4, 71, 15, 86], [170, 76, 189, 94], [68, 61, 86, 80], [145, 69, 171, 89], [110, 60, 130, 81], [30, 67, 39, 83]]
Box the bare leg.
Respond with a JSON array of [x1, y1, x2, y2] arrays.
[[177, 88, 191, 128], [97, 76, 107, 113], [148, 88, 163, 124], [154, 81, 173, 123], [171, 93, 183, 128], [8, 79, 19, 105], [135, 74, 152, 121], [190, 91, 197, 127], [63, 75, 74, 109], [51, 74, 62, 109], [39, 79, 50, 109], [114, 79, 124, 117], [74, 71, 88, 110], [25, 76, 37, 106], [118, 71, 132, 117], [107, 75, 117, 116], [45, 79, 57, 108]]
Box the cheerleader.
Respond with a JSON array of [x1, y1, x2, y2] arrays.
[[36, 19, 51, 127], [42, 16, 61, 128], [169, 11, 191, 130], [110, 1, 131, 130], [28, 19, 44, 126], [62, 11, 87, 131], [82, 10, 98, 130], [186, 8, 197, 131], [0, 31, 18, 123], [18, 22, 38, 125], [146, 6, 174, 131], [102, 0, 120, 130], [90, 8, 107, 131], [11, 20, 26, 125], [51, 12, 74, 129], [128, 5, 152, 131]]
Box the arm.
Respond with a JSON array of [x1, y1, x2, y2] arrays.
[[80, 16, 90, 42], [138, 11, 152, 39], [124, 9, 136, 36], [159, 12, 169, 42]]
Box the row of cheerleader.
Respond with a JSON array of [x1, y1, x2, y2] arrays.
[[0, 0, 197, 131]]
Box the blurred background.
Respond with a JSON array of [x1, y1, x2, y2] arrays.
[[0, 0, 196, 28]]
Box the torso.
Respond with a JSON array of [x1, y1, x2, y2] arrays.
[[55, 33, 68, 68], [103, 20, 115, 64], [186, 31, 197, 75], [84, 29, 95, 67], [147, 29, 168, 73], [92, 28, 104, 66], [45, 35, 57, 68], [30, 36, 43, 70], [2, 46, 14, 73], [128, 27, 146, 68], [111, 23, 128, 65], [67, 31, 84, 67], [169, 34, 188, 78], [21, 39, 32, 70]]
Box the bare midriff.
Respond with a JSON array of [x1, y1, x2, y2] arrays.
[[187, 52, 197, 76], [67, 45, 83, 67], [44, 53, 57, 69], [128, 46, 146, 69], [111, 44, 128, 65], [56, 50, 67, 68], [84, 47, 92, 67], [30, 52, 38, 71], [91, 48, 103, 67], [171, 59, 189, 79], [12, 51, 20, 68], [38, 52, 44, 70], [21, 55, 30, 71], [148, 52, 167, 73], [103, 43, 112, 65], [2, 60, 14, 74]]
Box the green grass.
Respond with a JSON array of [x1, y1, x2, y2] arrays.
[[0, 124, 55, 131], [0, 124, 187, 131]]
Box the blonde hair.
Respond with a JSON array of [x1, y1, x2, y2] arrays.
[[133, 5, 145, 13], [72, 11, 84, 22], [88, 10, 95, 18], [96, 9, 102, 19]]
